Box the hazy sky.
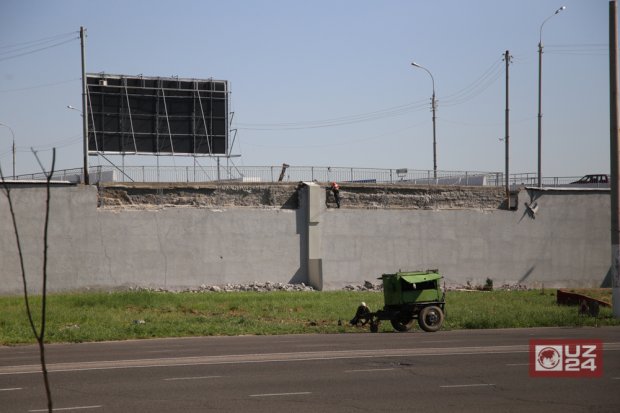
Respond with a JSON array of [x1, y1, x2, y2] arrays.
[[0, 0, 611, 177]]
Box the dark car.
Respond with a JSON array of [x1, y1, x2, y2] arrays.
[[570, 174, 609, 188]]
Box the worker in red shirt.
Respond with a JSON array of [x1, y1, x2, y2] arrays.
[[330, 182, 341, 208]]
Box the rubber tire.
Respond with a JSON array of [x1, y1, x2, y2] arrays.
[[418, 306, 444, 332], [370, 321, 379, 333], [390, 317, 415, 332]]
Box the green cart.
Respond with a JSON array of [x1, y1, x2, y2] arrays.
[[350, 270, 446, 333]]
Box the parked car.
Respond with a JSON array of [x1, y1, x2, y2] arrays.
[[569, 174, 609, 188]]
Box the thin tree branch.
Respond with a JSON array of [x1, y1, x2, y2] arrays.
[[31, 148, 56, 413], [2, 149, 56, 413], [0, 166, 39, 339]]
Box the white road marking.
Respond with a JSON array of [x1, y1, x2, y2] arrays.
[[3, 342, 619, 376], [249, 392, 311, 397], [345, 368, 396, 373], [440, 384, 495, 388], [506, 363, 529, 366], [29, 406, 102, 412], [163, 375, 222, 381], [0, 387, 22, 391]]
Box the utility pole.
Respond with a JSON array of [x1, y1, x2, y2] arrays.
[[537, 6, 566, 188], [537, 35, 543, 188], [0, 122, 16, 178], [504, 50, 512, 208], [411, 62, 437, 178], [80, 26, 89, 185], [610, 1, 620, 318], [431, 86, 437, 179]]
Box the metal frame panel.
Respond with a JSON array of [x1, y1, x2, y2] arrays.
[[86, 73, 228, 156]]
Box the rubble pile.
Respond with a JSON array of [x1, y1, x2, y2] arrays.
[[128, 281, 315, 293]]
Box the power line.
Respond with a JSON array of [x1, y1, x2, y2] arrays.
[[235, 57, 506, 131], [0, 78, 80, 93], [0, 31, 77, 51], [241, 122, 426, 148], [235, 99, 429, 130], [0, 36, 78, 62], [441, 59, 504, 107]]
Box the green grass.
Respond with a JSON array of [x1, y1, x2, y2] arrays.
[[0, 290, 618, 345]]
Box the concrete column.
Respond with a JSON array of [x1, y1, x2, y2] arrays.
[[301, 182, 324, 290]]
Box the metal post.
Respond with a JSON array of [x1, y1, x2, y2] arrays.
[[80, 26, 89, 185], [537, 7, 566, 188], [0, 122, 16, 178], [505, 50, 512, 206], [609, 0, 620, 318], [537, 40, 543, 188], [431, 90, 437, 179], [411, 62, 437, 178]]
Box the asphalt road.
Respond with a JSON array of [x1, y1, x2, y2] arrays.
[[1, 327, 619, 412]]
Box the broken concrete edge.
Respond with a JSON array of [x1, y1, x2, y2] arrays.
[[96, 181, 513, 211]]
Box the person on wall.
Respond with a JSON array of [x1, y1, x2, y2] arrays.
[[330, 182, 341, 208]]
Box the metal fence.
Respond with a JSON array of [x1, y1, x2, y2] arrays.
[[12, 165, 587, 188]]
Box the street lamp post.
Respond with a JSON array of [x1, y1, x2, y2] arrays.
[[537, 6, 566, 188], [0, 122, 16, 178], [411, 62, 437, 179], [80, 26, 89, 185]]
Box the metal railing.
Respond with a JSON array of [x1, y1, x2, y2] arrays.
[[11, 165, 591, 188]]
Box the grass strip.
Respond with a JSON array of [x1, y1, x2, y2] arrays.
[[1, 290, 619, 345]]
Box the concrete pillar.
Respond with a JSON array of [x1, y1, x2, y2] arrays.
[[301, 182, 324, 290]]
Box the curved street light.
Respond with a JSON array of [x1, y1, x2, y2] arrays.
[[411, 62, 437, 178], [0, 121, 16, 178], [537, 6, 566, 187]]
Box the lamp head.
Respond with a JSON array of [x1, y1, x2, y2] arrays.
[[555, 6, 566, 14]]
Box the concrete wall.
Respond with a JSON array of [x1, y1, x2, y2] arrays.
[[319, 188, 610, 289], [0, 183, 611, 294], [0, 185, 302, 295]]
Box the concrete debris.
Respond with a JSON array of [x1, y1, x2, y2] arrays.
[[342, 282, 529, 292], [128, 282, 315, 293], [342, 283, 383, 292], [445, 283, 529, 291], [496, 283, 529, 291]]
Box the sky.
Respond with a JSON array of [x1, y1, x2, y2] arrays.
[[0, 0, 612, 178]]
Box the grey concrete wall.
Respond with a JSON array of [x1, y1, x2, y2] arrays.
[[0, 184, 611, 294], [0, 185, 302, 295], [320, 188, 610, 289]]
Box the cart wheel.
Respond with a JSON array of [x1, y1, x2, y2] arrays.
[[390, 317, 414, 332], [370, 319, 379, 333], [418, 306, 444, 332]]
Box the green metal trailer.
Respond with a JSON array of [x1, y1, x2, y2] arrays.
[[350, 270, 446, 333]]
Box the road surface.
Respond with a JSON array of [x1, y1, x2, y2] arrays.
[[1, 327, 619, 412]]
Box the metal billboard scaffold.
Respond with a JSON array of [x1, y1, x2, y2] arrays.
[[86, 73, 229, 157]]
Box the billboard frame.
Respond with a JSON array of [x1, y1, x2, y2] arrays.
[[85, 73, 229, 157]]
